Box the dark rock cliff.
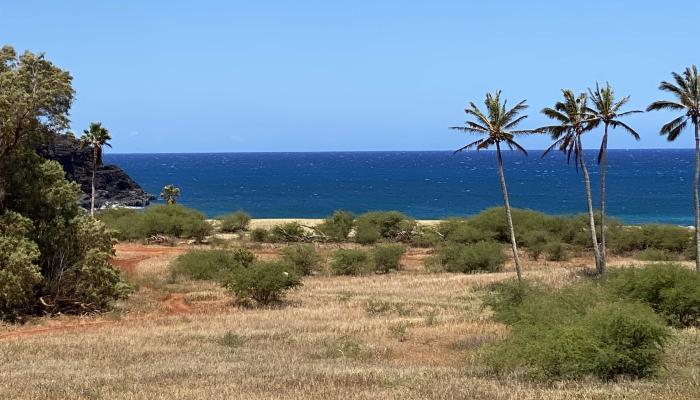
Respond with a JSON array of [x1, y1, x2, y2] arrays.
[[38, 134, 154, 209]]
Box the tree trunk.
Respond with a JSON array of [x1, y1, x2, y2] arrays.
[[694, 121, 700, 272], [496, 143, 523, 281], [599, 125, 608, 272], [91, 147, 96, 217], [578, 137, 603, 274]]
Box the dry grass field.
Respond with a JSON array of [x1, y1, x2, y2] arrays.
[[1, 242, 699, 400]]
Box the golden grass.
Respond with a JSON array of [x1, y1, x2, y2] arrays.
[[0, 245, 699, 399]]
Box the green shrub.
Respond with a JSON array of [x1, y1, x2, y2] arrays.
[[219, 211, 251, 233], [636, 249, 677, 262], [280, 244, 322, 275], [223, 261, 302, 305], [484, 280, 671, 380], [98, 204, 212, 242], [316, 211, 354, 241], [250, 227, 269, 242], [0, 212, 42, 321], [605, 264, 700, 327], [270, 222, 308, 242], [171, 248, 255, 281], [410, 226, 443, 248], [608, 225, 692, 255], [438, 218, 493, 244], [544, 242, 569, 261], [330, 249, 372, 275], [371, 244, 405, 273], [430, 242, 505, 273], [354, 211, 416, 243]]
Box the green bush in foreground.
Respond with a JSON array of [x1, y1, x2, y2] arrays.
[[250, 227, 269, 242], [316, 210, 354, 241], [430, 242, 505, 273], [330, 249, 372, 275], [219, 211, 251, 233], [354, 211, 416, 244], [635, 249, 677, 262], [223, 261, 302, 305], [280, 244, 322, 275], [98, 205, 212, 242], [483, 279, 670, 380], [606, 264, 700, 327], [171, 248, 255, 281], [270, 222, 308, 242], [371, 244, 405, 273]]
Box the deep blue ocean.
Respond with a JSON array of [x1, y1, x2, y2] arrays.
[[104, 150, 693, 225]]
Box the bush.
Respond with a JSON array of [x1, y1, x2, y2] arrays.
[[98, 204, 212, 242], [250, 228, 269, 242], [410, 226, 443, 248], [219, 211, 251, 233], [354, 211, 416, 243], [371, 244, 405, 273], [430, 242, 505, 273], [438, 218, 493, 244], [544, 242, 569, 261], [0, 212, 42, 321], [605, 264, 700, 327], [223, 261, 302, 305], [484, 280, 671, 380], [171, 248, 255, 281], [330, 249, 372, 276], [636, 249, 677, 262], [608, 225, 692, 255], [270, 222, 308, 242], [316, 210, 354, 241], [280, 244, 322, 275]]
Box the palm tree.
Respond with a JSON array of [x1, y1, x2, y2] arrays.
[[541, 90, 603, 274], [647, 65, 700, 272], [79, 122, 112, 217], [160, 184, 181, 205], [450, 91, 539, 281], [587, 82, 642, 272]]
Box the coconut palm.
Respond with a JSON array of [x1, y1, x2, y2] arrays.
[[450, 91, 539, 281], [79, 122, 112, 217], [160, 184, 181, 205], [647, 65, 700, 272], [587, 82, 642, 272], [541, 90, 603, 274]]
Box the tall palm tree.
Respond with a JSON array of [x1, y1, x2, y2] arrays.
[[541, 90, 603, 274], [450, 91, 539, 281], [587, 82, 642, 272], [647, 65, 700, 272], [79, 122, 112, 217], [160, 184, 181, 205]]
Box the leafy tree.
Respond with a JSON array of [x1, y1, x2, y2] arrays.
[[160, 184, 181, 204], [450, 91, 539, 281], [79, 122, 112, 216], [541, 90, 603, 274], [587, 83, 642, 271], [647, 65, 700, 272]]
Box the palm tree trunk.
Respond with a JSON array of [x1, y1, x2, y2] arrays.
[[577, 137, 603, 274], [694, 121, 700, 272], [599, 125, 608, 272], [91, 148, 96, 217], [496, 143, 523, 281]]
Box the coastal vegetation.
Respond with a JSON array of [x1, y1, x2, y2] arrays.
[[79, 122, 112, 216], [218, 210, 251, 232], [160, 184, 181, 204]]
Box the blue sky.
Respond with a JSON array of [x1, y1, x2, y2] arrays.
[[2, 1, 699, 153]]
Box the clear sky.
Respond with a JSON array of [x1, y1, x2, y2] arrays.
[[2, 1, 699, 153]]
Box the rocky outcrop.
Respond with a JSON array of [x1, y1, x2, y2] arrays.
[[38, 134, 154, 209]]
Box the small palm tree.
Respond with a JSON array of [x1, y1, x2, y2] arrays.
[[587, 82, 642, 272], [79, 122, 112, 217], [450, 91, 539, 281], [160, 184, 181, 205], [541, 90, 603, 274], [647, 65, 700, 272]]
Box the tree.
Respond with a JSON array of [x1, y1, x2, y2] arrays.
[[647, 65, 700, 272], [541, 90, 603, 274], [160, 184, 181, 204], [587, 82, 642, 272], [450, 91, 539, 281], [79, 122, 112, 217]]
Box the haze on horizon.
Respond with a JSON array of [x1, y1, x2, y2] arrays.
[[2, 0, 699, 153]]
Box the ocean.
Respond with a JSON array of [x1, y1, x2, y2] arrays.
[[104, 149, 693, 225]]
